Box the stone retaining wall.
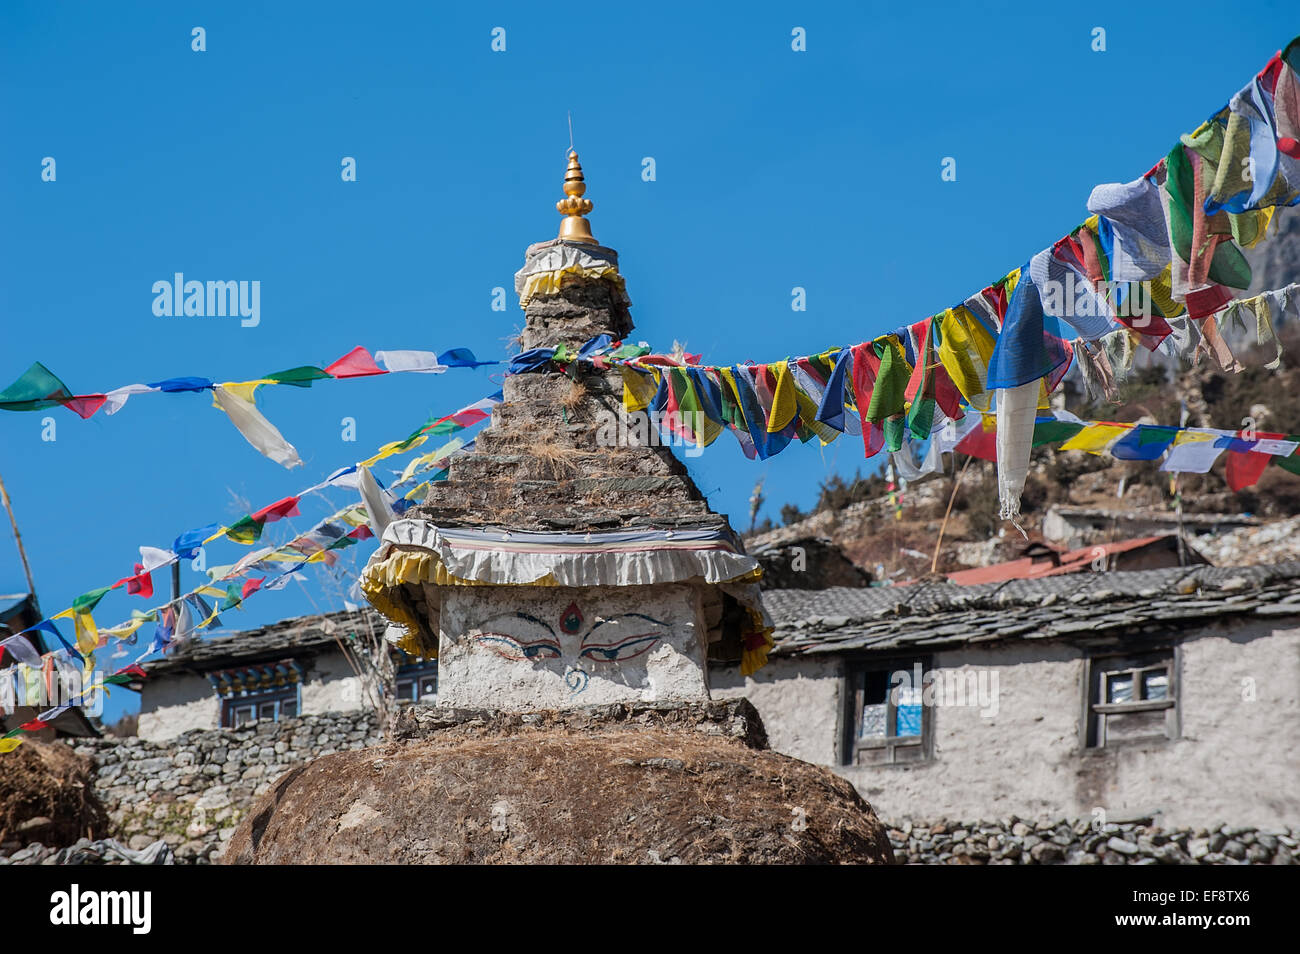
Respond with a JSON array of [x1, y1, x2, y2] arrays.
[[884, 817, 1300, 864], [67, 711, 379, 864]]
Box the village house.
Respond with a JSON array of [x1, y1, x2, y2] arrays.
[[136, 608, 434, 741], [712, 561, 1300, 830]]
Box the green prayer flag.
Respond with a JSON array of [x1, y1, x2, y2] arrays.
[[224, 516, 264, 544], [1275, 455, 1300, 476], [1137, 426, 1181, 445], [0, 362, 74, 411], [883, 416, 906, 453], [218, 584, 243, 612], [866, 341, 909, 422], [1032, 420, 1086, 446], [265, 366, 331, 388], [72, 585, 114, 614]]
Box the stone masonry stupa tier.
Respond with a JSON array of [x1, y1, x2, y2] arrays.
[[360, 152, 773, 711]]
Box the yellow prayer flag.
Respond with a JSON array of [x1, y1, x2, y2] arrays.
[[400, 436, 464, 482], [1059, 423, 1132, 454], [0, 738, 24, 754], [621, 366, 658, 413], [212, 380, 272, 407], [766, 361, 798, 433], [360, 435, 428, 468], [99, 617, 149, 641], [73, 611, 100, 654]]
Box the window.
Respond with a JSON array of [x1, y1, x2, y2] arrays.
[[1084, 650, 1177, 748], [208, 659, 305, 728], [394, 658, 438, 704], [221, 687, 299, 728], [844, 658, 931, 766]]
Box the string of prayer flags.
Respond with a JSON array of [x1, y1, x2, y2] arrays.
[[0, 344, 495, 465], [502, 37, 1300, 520], [17, 395, 497, 688]]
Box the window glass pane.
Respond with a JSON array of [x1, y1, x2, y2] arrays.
[[234, 705, 254, 727], [1107, 673, 1134, 704], [282, 699, 297, 718], [860, 703, 887, 738], [259, 701, 277, 720], [895, 686, 922, 737], [420, 678, 437, 697], [1142, 671, 1168, 701]]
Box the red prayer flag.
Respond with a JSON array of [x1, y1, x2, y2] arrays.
[[955, 423, 999, 462], [847, 343, 886, 459], [324, 346, 387, 379], [1226, 450, 1271, 492], [19, 718, 48, 732], [124, 563, 154, 598], [61, 394, 108, 419], [251, 496, 301, 523], [241, 577, 265, 599], [348, 525, 374, 540]]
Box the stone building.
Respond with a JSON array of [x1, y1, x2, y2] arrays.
[[712, 562, 1300, 831], [136, 608, 434, 742]]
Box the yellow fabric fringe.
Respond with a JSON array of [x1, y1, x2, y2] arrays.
[[518, 265, 626, 308]]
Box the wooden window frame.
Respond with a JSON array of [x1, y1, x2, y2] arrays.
[[1081, 646, 1180, 749], [220, 685, 300, 728], [394, 659, 439, 705], [842, 655, 934, 767]]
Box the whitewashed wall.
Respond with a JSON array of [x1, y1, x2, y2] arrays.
[[139, 647, 364, 742], [435, 583, 710, 710]]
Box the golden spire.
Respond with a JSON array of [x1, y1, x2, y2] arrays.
[[556, 150, 597, 245]]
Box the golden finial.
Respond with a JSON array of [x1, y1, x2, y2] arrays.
[[556, 150, 597, 245]]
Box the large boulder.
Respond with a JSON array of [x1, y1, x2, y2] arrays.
[[225, 700, 894, 865]]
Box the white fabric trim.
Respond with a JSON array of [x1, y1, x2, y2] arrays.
[[371, 520, 760, 588]]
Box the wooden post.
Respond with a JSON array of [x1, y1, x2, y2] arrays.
[[0, 471, 37, 599], [931, 455, 972, 575]]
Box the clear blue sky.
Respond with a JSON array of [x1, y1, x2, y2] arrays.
[[1, 1, 1294, 721]]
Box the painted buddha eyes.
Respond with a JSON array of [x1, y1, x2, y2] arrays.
[[473, 633, 562, 661], [579, 613, 666, 662], [474, 612, 562, 661], [472, 609, 668, 664]]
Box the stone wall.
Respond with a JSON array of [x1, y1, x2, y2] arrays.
[[883, 816, 1300, 865], [66, 710, 379, 864]]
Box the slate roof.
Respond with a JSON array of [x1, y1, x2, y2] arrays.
[[762, 562, 1300, 657], [143, 607, 386, 676]]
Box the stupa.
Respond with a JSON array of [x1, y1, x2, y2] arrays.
[[358, 151, 773, 710], [227, 154, 892, 866]]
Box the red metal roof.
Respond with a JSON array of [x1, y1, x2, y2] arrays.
[[946, 536, 1169, 585]]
